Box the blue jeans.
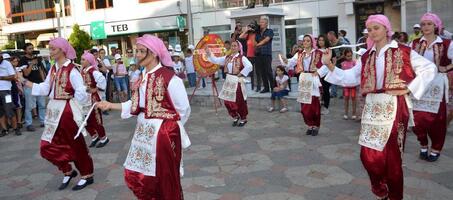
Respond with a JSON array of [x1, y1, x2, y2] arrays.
[[24, 87, 46, 126], [187, 73, 196, 87], [114, 77, 128, 92], [271, 89, 289, 100]]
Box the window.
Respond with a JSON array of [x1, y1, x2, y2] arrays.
[[405, 0, 427, 32], [217, 0, 244, 8], [203, 25, 231, 42], [8, 0, 71, 23], [86, 0, 113, 10], [285, 18, 312, 53], [431, 0, 453, 34]]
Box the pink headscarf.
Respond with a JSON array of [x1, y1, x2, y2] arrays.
[[365, 14, 393, 50], [136, 34, 173, 67], [49, 37, 76, 60], [81, 51, 98, 67], [232, 40, 244, 55], [304, 34, 317, 49], [421, 12, 443, 35]]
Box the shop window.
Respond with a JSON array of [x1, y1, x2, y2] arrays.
[[86, 0, 113, 10], [8, 0, 71, 23], [285, 18, 312, 54]]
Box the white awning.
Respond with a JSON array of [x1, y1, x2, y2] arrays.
[[37, 33, 58, 43]]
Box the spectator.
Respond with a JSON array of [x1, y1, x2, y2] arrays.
[[255, 15, 274, 93], [339, 30, 351, 44], [19, 43, 46, 132], [240, 21, 258, 90], [268, 65, 289, 113], [0, 54, 21, 136], [317, 34, 335, 115], [399, 32, 409, 45], [128, 61, 140, 87], [231, 21, 243, 42], [123, 48, 135, 70], [94, 48, 111, 115], [327, 31, 345, 98], [9, 56, 24, 129], [185, 45, 196, 87], [340, 48, 358, 120], [112, 54, 128, 102], [440, 27, 453, 39], [172, 52, 185, 80], [408, 24, 422, 42], [357, 29, 368, 49]]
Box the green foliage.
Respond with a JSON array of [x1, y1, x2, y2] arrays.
[[68, 24, 92, 62], [1, 40, 16, 50]]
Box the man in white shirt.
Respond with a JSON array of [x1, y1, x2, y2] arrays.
[[0, 55, 21, 136]]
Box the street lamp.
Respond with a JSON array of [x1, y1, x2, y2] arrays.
[[55, 0, 62, 37]]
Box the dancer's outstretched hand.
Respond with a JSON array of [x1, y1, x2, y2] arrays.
[[96, 101, 111, 111]]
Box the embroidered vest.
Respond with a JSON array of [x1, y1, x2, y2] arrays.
[[295, 50, 323, 74], [81, 66, 97, 90], [50, 63, 75, 100], [360, 44, 416, 95], [224, 55, 244, 75], [412, 37, 452, 68], [130, 67, 180, 121]]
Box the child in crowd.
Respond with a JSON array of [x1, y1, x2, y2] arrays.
[[340, 48, 358, 120], [268, 65, 290, 113]]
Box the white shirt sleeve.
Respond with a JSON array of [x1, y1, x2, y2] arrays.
[[70, 68, 89, 104], [207, 55, 226, 65], [317, 65, 329, 78], [324, 59, 362, 87], [408, 50, 438, 99], [103, 59, 111, 67], [168, 76, 191, 125], [286, 53, 298, 71], [31, 67, 52, 96], [121, 100, 133, 119], [240, 56, 253, 76], [5, 61, 15, 76], [93, 70, 107, 90]]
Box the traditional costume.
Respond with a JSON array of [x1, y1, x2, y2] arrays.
[[208, 42, 253, 126], [410, 12, 453, 162], [283, 35, 324, 135], [31, 38, 94, 190], [120, 35, 191, 200], [81, 52, 109, 148], [321, 15, 437, 200]]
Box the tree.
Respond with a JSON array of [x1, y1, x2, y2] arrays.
[[68, 24, 92, 62], [1, 40, 15, 50]]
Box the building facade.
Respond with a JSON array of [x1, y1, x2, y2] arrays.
[[402, 0, 453, 36]]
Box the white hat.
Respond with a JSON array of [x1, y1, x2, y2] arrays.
[[362, 29, 368, 34], [168, 45, 174, 51], [2, 53, 11, 59], [171, 52, 181, 57], [188, 44, 195, 50], [130, 60, 136, 65], [175, 44, 182, 52], [297, 35, 305, 41], [114, 54, 122, 60], [413, 24, 421, 28]]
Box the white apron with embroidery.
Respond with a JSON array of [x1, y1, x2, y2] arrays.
[[41, 99, 87, 143], [297, 73, 316, 104], [412, 73, 447, 113], [359, 93, 398, 151], [218, 74, 247, 102], [124, 113, 191, 177]]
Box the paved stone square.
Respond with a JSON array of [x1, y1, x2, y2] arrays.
[[1, 99, 453, 200]]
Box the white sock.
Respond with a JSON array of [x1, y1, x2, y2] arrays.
[[420, 148, 428, 152], [91, 136, 98, 142], [77, 179, 87, 186], [430, 152, 439, 156], [100, 137, 108, 143], [62, 176, 71, 183]]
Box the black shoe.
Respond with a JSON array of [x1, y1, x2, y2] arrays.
[[0, 130, 7, 137], [259, 89, 270, 93], [58, 170, 78, 190], [419, 150, 428, 160], [311, 129, 319, 136], [427, 153, 440, 162], [26, 125, 35, 132], [72, 177, 94, 191], [14, 129, 22, 136], [89, 137, 100, 148], [232, 118, 240, 127], [96, 138, 110, 148], [237, 120, 247, 127], [40, 123, 45, 128], [306, 129, 312, 135]]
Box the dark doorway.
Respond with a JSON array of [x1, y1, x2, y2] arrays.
[[319, 17, 338, 36]]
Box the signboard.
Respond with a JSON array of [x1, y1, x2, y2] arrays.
[[90, 21, 107, 40], [270, 25, 282, 52], [193, 34, 225, 77], [177, 16, 186, 31]]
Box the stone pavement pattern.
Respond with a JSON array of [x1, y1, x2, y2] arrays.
[[1, 100, 453, 200]]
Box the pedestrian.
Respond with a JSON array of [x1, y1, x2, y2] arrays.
[[113, 54, 128, 102], [255, 15, 274, 93], [0, 54, 21, 136], [96, 34, 191, 200], [185, 45, 197, 87]]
